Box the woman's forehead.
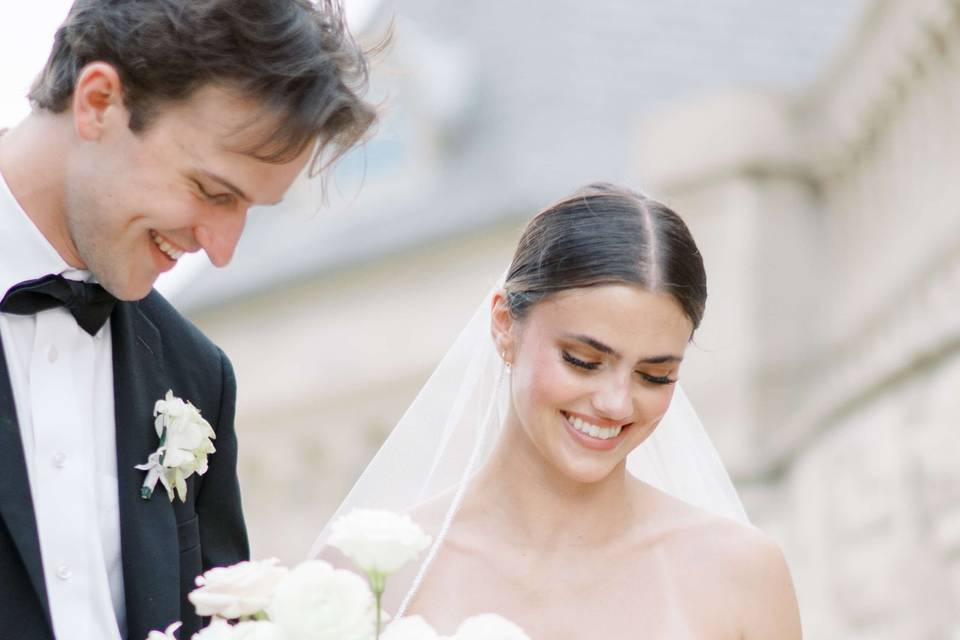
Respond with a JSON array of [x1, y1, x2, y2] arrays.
[[525, 285, 693, 350]]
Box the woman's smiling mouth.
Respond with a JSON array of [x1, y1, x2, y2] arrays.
[[561, 411, 631, 450]]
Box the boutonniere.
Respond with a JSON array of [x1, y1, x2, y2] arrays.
[[136, 390, 217, 502]]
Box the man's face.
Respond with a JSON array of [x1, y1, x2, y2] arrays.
[[64, 83, 313, 300]]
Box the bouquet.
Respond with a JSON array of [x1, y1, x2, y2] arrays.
[[147, 509, 530, 640]]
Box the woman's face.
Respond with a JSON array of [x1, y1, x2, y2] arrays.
[[497, 284, 694, 484]]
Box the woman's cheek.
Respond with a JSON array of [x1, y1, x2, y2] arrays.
[[642, 385, 676, 423]]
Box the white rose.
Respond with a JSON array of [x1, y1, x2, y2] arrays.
[[453, 614, 531, 640], [189, 559, 288, 620], [146, 621, 182, 640], [327, 509, 432, 577], [380, 616, 443, 640], [269, 560, 376, 640], [192, 619, 242, 640]]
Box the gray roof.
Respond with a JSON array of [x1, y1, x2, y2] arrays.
[[164, 0, 866, 311]]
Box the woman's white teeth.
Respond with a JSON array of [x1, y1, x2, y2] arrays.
[[151, 232, 184, 260], [568, 415, 622, 440]]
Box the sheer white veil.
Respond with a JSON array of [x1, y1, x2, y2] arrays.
[[309, 278, 748, 615]]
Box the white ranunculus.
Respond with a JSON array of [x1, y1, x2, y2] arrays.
[[380, 616, 443, 640], [327, 509, 432, 577], [189, 558, 289, 620], [453, 614, 531, 640], [269, 560, 377, 640], [146, 621, 182, 640]]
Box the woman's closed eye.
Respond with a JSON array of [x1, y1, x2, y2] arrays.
[[562, 350, 676, 385], [561, 350, 601, 371], [641, 373, 676, 385]]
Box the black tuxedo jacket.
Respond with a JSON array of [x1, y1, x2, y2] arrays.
[[0, 291, 249, 640]]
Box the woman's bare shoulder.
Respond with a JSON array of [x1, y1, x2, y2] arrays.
[[636, 486, 802, 638], [641, 488, 781, 573]]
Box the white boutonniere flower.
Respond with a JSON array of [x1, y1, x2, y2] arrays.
[[136, 390, 217, 502]]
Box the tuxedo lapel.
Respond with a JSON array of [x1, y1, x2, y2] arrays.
[[111, 301, 180, 638], [0, 336, 51, 623]]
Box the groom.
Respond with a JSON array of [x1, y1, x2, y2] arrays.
[[0, 1, 374, 639]]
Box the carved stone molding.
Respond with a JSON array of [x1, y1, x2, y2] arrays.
[[801, 0, 960, 178], [747, 239, 960, 479]]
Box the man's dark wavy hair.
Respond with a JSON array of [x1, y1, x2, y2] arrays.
[[29, 0, 377, 174]]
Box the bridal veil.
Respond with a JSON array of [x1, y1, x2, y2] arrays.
[[309, 280, 748, 614]]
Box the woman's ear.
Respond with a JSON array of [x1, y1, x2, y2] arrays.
[[490, 290, 516, 365]]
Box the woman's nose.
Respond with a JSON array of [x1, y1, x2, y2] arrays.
[[590, 374, 633, 422]]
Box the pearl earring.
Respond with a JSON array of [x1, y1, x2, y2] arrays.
[[502, 351, 511, 369]]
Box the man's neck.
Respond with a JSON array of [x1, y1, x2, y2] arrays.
[[0, 113, 80, 268]]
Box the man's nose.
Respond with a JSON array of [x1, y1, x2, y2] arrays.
[[194, 208, 248, 268]]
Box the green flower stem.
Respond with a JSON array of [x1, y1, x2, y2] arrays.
[[140, 428, 168, 500], [157, 428, 167, 465], [368, 571, 386, 639]]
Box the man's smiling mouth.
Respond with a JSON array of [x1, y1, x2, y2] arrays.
[[150, 230, 185, 261]]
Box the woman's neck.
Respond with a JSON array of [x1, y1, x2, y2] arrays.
[[465, 415, 642, 549]]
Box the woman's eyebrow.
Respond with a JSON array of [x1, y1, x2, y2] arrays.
[[563, 333, 682, 364], [564, 333, 620, 358]]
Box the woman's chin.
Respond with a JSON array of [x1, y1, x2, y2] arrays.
[[554, 455, 623, 485]]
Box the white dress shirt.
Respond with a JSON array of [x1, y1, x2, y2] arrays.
[[0, 170, 125, 639]]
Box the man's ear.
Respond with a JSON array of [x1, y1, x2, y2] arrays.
[[490, 290, 516, 365], [71, 62, 126, 141]]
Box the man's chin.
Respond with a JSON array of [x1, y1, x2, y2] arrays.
[[97, 273, 156, 302]]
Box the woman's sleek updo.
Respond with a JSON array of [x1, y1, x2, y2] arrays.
[[504, 183, 708, 331]]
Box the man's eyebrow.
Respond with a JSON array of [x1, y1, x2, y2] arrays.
[[564, 333, 683, 364]]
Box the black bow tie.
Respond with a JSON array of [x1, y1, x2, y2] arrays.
[[0, 274, 117, 336]]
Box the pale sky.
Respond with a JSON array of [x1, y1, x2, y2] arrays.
[[0, 2, 73, 126], [0, 1, 379, 127]]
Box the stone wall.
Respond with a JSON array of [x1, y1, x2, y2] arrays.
[[635, 0, 960, 636]]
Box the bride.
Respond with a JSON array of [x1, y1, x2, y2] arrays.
[[314, 183, 802, 638]]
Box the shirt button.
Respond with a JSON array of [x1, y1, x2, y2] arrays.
[[52, 451, 67, 468], [56, 564, 72, 580], [47, 346, 58, 363]]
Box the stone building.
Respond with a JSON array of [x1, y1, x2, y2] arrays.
[[165, 0, 958, 636], [637, 0, 960, 636]]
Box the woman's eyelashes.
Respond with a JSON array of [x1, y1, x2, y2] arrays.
[[561, 350, 600, 370], [642, 373, 676, 385], [561, 350, 676, 385]]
